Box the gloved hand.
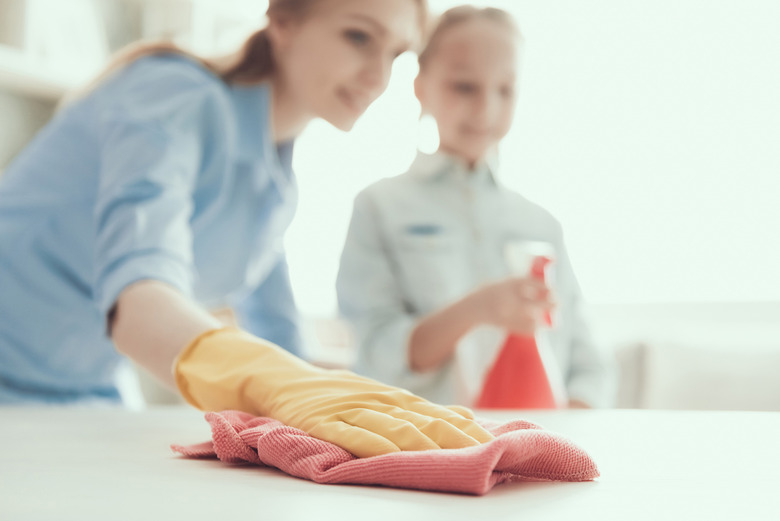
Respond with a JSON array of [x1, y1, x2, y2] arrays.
[[175, 327, 493, 458]]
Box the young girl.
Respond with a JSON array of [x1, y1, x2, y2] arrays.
[[337, 6, 612, 409], [0, 0, 494, 458]]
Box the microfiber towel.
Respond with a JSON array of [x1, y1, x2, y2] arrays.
[[172, 411, 599, 495]]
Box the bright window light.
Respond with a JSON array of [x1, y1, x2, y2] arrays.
[[287, 0, 780, 316]]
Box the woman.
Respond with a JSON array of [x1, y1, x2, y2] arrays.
[[0, 0, 493, 458], [337, 6, 613, 409]]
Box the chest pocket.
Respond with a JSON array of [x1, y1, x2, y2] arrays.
[[393, 228, 469, 313]]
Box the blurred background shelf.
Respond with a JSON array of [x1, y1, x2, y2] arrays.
[[0, 0, 261, 168], [0, 45, 83, 100]]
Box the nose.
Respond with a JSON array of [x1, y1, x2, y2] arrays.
[[471, 90, 503, 129]]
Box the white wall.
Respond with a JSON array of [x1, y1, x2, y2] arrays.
[[286, 0, 780, 317]]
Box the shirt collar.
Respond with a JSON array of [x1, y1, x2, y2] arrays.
[[227, 81, 294, 183], [408, 149, 499, 187]]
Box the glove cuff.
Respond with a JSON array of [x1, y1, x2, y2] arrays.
[[173, 326, 246, 411]]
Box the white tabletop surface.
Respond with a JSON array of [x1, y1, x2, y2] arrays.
[[1, 407, 778, 521]]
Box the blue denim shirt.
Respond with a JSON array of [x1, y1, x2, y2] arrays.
[[0, 54, 301, 404]]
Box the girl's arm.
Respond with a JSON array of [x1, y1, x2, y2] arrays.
[[407, 294, 481, 372], [409, 277, 553, 372]]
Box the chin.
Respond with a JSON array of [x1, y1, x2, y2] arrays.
[[458, 145, 489, 162], [325, 114, 359, 132], [467, 142, 495, 160]]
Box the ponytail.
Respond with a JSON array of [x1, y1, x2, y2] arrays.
[[219, 29, 274, 84]]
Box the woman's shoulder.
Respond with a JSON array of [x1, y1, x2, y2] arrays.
[[90, 53, 232, 127], [91, 53, 226, 110], [110, 53, 224, 99]]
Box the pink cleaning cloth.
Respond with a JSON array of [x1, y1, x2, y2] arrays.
[[172, 411, 599, 495]]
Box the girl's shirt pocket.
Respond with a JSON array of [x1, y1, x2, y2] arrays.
[[392, 224, 471, 312]]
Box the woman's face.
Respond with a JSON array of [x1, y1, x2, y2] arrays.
[[415, 18, 518, 165], [270, 0, 419, 131]]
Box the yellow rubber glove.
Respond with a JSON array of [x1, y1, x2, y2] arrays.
[[175, 328, 493, 458]]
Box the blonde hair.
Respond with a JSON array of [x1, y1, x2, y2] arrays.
[[85, 0, 428, 91], [418, 5, 520, 70]]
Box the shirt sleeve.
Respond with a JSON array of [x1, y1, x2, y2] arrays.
[[92, 59, 227, 319], [233, 254, 303, 357], [555, 242, 617, 407], [336, 190, 454, 396]]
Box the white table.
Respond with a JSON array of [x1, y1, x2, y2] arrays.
[[1, 407, 778, 520]]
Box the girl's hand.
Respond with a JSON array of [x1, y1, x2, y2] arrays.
[[468, 277, 556, 334]]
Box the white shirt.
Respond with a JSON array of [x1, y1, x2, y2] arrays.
[[337, 151, 613, 407]]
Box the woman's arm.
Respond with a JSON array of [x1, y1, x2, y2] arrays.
[[91, 62, 236, 389], [111, 280, 221, 389], [112, 280, 495, 457]]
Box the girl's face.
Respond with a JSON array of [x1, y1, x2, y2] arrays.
[[415, 18, 518, 165], [270, 0, 419, 131]]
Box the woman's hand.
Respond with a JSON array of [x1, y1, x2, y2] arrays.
[[176, 328, 494, 458], [468, 277, 556, 334]]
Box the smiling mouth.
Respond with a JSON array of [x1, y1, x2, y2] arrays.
[[463, 128, 491, 138]]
